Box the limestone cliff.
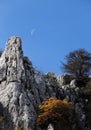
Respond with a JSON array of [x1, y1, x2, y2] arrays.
[[0, 36, 90, 130]]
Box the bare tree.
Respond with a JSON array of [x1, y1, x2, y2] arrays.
[[62, 49, 91, 79]]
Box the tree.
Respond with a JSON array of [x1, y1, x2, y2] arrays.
[[37, 98, 75, 130], [62, 49, 91, 79]]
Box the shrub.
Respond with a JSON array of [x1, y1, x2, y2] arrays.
[[0, 116, 4, 122], [37, 98, 75, 129]]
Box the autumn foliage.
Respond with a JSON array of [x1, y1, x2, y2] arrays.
[[17, 125, 24, 130], [0, 116, 4, 122], [37, 98, 75, 129]]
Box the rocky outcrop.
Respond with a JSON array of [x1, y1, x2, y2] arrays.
[[0, 37, 36, 130], [0, 36, 90, 130], [57, 74, 73, 86]]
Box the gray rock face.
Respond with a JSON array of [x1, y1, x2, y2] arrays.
[[0, 36, 25, 83], [0, 36, 90, 130], [57, 74, 72, 86], [47, 124, 54, 130], [0, 37, 36, 130]]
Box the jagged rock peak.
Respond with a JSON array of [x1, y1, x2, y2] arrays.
[[6, 36, 21, 46], [0, 36, 36, 130], [0, 36, 25, 83], [4, 36, 23, 57]]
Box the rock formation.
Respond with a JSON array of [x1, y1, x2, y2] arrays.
[[0, 36, 90, 130], [0, 37, 36, 130]]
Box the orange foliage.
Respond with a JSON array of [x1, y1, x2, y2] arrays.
[[17, 125, 24, 130], [37, 98, 75, 128], [0, 116, 4, 122]]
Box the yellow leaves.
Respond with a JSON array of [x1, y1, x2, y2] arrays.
[[17, 125, 27, 130], [17, 125, 23, 130], [0, 116, 4, 122], [37, 98, 75, 127]]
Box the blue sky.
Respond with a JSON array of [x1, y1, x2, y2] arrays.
[[0, 0, 91, 74]]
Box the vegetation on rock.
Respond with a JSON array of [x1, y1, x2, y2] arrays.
[[17, 125, 24, 130], [0, 116, 4, 122], [37, 98, 75, 130], [62, 49, 91, 79], [62, 49, 91, 87], [44, 73, 59, 87]]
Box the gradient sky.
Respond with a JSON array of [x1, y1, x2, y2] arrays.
[[0, 0, 91, 74]]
